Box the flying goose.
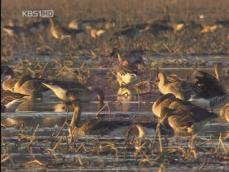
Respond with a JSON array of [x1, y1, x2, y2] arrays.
[[152, 94, 218, 135]]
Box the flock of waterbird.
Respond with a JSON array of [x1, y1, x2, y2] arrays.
[[3, 13, 229, 43], [1, 48, 228, 139], [3, 17, 111, 40]]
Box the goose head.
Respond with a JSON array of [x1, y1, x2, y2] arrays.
[[117, 71, 139, 86], [156, 72, 167, 90], [2, 79, 15, 92], [1, 65, 14, 82], [67, 20, 79, 30], [1, 65, 15, 91]]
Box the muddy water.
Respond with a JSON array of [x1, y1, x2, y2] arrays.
[[1, 65, 229, 171]]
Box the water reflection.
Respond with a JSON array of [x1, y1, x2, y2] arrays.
[[53, 102, 68, 112], [116, 87, 138, 112], [2, 115, 67, 128]]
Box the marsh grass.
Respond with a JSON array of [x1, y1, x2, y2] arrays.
[[2, 121, 228, 170], [1, 0, 229, 171], [2, 0, 229, 63]]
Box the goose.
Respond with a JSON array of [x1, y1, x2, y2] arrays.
[[1, 65, 14, 81], [1, 90, 28, 112], [68, 101, 152, 141], [49, 18, 85, 40], [3, 24, 27, 37], [156, 64, 227, 109], [85, 26, 106, 39], [1, 66, 86, 97], [67, 18, 107, 32], [2, 74, 48, 97], [116, 69, 139, 87], [189, 63, 227, 108], [49, 18, 71, 40], [152, 94, 218, 135], [42, 82, 104, 114], [111, 49, 144, 86], [156, 72, 197, 100], [111, 48, 145, 72]]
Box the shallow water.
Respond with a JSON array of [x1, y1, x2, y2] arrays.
[[1, 65, 229, 171]]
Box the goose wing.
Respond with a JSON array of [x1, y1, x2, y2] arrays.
[[168, 81, 198, 100], [192, 71, 226, 98], [1, 91, 26, 105], [44, 79, 87, 90]]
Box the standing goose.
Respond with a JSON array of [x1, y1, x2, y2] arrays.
[[156, 72, 198, 100], [111, 49, 144, 87], [156, 64, 227, 109], [152, 94, 218, 135], [111, 49, 145, 72], [49, 18, 85, 40], [49, 18, 71, 40]]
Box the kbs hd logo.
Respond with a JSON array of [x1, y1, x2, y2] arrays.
[[22, 10, 54, 18]]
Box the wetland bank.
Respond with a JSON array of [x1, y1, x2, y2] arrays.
[[1, 0, 229, 171]]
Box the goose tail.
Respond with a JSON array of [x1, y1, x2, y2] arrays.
[[209, 95, 227, 108]]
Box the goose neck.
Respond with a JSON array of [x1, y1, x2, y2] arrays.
[[70, 102, 82, 128]]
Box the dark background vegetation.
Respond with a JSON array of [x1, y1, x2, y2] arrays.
[[2, 0, 229, 23], [1, 0, 229, 73]]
